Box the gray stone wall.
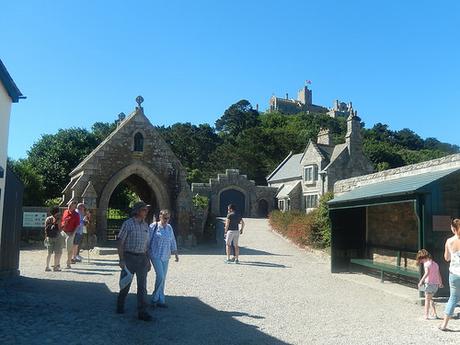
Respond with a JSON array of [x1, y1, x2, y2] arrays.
[[367, 202, 418, 250], [192, 169, 277, 217]]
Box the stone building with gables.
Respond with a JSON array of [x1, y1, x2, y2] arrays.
[[267, 112, 374, 212], [61, 97, 194, 242]]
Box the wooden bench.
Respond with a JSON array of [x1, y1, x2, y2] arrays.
[[350, 247, 419, 282]]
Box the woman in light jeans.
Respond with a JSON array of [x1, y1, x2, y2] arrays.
[[149, 209, 179, 308], [440, 218, 460, 331]]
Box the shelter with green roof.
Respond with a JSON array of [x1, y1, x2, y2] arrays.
[[329, 154, 460, 295]]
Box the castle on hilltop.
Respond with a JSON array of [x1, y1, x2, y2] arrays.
[[269, 84, 357, 118]]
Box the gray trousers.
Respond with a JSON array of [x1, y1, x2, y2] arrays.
[[117, 252, 149, 313]]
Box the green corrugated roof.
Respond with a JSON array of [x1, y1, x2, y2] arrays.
[[329, 167, 460, 207]]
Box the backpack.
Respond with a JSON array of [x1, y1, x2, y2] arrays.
[[45, 223, 59, 238]]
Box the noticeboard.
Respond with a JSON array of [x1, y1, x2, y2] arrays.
[[23, 212, 47, 228]]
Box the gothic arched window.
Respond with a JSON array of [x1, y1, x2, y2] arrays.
[[134, 132, 144, 152]]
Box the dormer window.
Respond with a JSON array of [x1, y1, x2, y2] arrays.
[[303, 165, 318, 183], [134, 132, 144, 152]]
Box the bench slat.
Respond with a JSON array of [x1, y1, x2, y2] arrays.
[[350, 258, 419, 279]]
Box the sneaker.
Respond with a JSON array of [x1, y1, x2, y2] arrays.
[[230, 257, 235, 262], [75, 255, 83, 262], [426, 315, 439, 320], [235, 259, 240, 264], [138, 312, 153, 321], [53, 266, 62, 272], [45, 267, 51, 272], [225, 259, 232, 264], [71, 259, 77, 264], [66, 264, 72, 269]]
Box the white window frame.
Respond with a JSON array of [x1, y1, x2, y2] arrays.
[[278, 200, 285, 211], [303, 165, 318, 183], [304, 194, 318, 210]]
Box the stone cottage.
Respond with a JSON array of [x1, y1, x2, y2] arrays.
[[267, 111, 374, 212]]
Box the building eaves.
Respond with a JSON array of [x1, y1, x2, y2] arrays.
[[0, 59, 25, 103]]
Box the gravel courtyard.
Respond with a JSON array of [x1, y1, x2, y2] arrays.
[[1, 218, 459, 345]]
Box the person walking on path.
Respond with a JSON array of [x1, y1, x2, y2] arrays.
[[71, 203, 86, 263], [416, 249, 443, 320], [440, 218, 460, 331], [117, 201, 153, 321], [224, 204, 244, 264], [44, 206, 63, 272], [61, 200, 80, 269], [149, 209, 179, 308]]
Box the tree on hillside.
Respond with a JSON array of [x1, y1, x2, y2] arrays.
[[215, 100, 260, 137]]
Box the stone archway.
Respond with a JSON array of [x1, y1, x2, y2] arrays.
[[257, 199, 269, 218], [61, 100, 194, 245], [219, 188, 246, 217], [98, 162, 170, 240], [217, 186, 248, 217]]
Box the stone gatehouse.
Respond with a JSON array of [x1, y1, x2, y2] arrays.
[[192, 169, 277, 217], [61, 97, 194, 242]]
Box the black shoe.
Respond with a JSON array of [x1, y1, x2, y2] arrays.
[[156, 303, 168, 308], [138, 312, 153, 321]]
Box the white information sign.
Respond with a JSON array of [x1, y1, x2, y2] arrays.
[[23, 212, 47, 227]]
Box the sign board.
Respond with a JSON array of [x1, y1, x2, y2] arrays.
[[23, 212, 47, 228], [432, 215, 452, 232]]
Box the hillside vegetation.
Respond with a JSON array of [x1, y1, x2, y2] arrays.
[[9, 99, 459, 206]]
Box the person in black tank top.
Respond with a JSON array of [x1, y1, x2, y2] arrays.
[[224, 204, 245, 264]]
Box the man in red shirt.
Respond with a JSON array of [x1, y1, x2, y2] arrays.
[[61, 200, 80, 268]]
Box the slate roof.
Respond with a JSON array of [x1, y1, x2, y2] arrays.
[[267, 142, 336, 183], [276, 181, 301, 198], [267, 152, 304, 182], [0, 59, 24, 103], [329, 167, 460, 207]]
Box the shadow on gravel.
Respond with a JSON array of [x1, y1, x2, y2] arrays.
[[237, 261, 289, 269], [180, 244, 290, 257], [0, 276, 290, 345]]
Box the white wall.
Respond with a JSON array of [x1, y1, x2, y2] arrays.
[[0, 81, 13, 238]]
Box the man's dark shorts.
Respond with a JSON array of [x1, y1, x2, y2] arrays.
[[74, 233, 83, 245]]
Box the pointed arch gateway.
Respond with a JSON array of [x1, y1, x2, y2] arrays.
[[60, 98, 193, 244], [97, 162, 171, 238]]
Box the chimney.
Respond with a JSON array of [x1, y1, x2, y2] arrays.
[[317, 128, 332, 146], [345, 112, 362, 152]]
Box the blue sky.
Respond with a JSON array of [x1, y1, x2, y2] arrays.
[[2, 0, 459, 159]]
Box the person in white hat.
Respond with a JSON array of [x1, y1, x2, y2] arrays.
[[116, 201, 153, 321]]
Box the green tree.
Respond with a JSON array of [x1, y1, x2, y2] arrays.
[[215, 100, 260, 137], [26, 128, 99, 201], [7, 158, 45, 206]]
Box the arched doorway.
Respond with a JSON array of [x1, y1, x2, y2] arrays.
[[98, 163, 170, 242], [219, 189, 245, 217], [257, 199, 269, 218], [106, 174, 159, 240]]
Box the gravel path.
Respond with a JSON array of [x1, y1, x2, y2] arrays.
[[1, 218, 459, 344]]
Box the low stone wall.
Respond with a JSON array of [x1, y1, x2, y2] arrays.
[[334, 153, 460, 195]]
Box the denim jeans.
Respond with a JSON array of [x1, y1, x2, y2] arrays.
[[151, 257, 169, 304], [444, 273, 460, 317]]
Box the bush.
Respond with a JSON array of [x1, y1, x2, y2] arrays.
[[192, 194, 209, 209], [269, 193, 333, 249]]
